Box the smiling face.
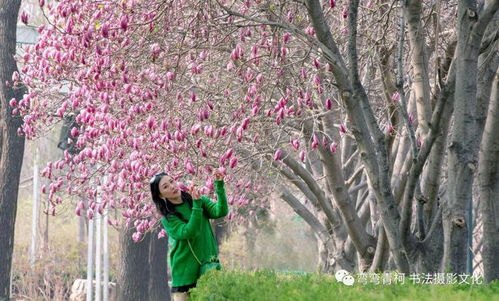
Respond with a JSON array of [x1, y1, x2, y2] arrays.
[[158, 175, 181, 200], [342, 275, 355, 286], [335, 270, 349, 282]]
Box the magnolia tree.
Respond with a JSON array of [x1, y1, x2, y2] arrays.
[[13, 0, 499, 281]]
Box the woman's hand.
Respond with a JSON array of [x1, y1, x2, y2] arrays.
[[189, 183, 201, 200], [213, 167, 226, 181]]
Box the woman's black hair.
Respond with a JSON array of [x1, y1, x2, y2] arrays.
[[149, 172, 193, 220]]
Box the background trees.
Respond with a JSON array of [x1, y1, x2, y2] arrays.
[[9, 0, 499, 291]]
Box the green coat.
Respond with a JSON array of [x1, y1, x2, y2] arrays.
[[160, 180, 228, 287]]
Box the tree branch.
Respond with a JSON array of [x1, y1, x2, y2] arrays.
[[280, 186, 332, 245], [474, 0, 499, 36]]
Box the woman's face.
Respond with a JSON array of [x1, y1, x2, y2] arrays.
[[158, 175, 181, 200]]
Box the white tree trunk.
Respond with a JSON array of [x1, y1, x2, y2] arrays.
[[445, 0, 498, 273], [478, 72, 499, 282]]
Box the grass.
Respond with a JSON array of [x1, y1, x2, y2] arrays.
[[190, 270, 499, 301]]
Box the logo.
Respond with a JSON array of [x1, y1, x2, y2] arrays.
[[335, 269, 355, 286]]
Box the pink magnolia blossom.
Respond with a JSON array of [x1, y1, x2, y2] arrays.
[[150, 43, 161, 59], [299, 150, 306, 162], [283, 32, 291, 44], [185, 161, 196, 175], [325, 98, 333, 110], [20, 11, 29, 25], [339, 124, 347, 135], [87, 209, 94, 220], [311, 134, 319, 150], [229, 157, 238, 169], [274, 149, 283, 161], [120, 15, 129, 31], [342, 7, 348, 19], [305, 26, 315, 36], [329, 142, 338, 154], [101, 23, 110, 38], [391, 92, 400, 102]]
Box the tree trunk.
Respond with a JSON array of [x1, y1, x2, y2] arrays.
[[391, 133, 412, 202], [318, 142, 376, 267], [474, 0, 499, 148], [0, 1, 26, 299], [149, 227, 170, 301], [475, 8, 499, 282], [405, 0, 432, 135], [214, 217, 228, 247], [421, 38, 456, 229], [478, 72, 499, 282], [117, 225, 151, 301], [316, 238, 330, 273], [418, 211, 445, 273], [243, 223, 257, 269], [444, 0, 498, 273]]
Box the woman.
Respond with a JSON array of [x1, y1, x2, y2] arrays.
[[149, 169, 228, 301]]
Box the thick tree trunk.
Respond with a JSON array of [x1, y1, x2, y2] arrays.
[[444, 0, 498, 273], [414, 38, 457, 273], [0, 1, 26, 300], [411, 52, 457, 272], [117, 225, 151, 301], [420, 36, 457, 229], [412, 85, 454, 272], [475, 9, 499, 282], [417, 211, 445, 273], [149, 227, 170, 301], [478, 73, 499, 282], [421, 93, 454, 228]]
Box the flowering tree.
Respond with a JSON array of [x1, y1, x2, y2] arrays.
[[13, 0, 499, 283]]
